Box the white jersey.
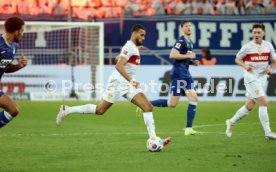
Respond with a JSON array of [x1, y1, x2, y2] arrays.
[[110, 40, 140, 81], [103, 40, 142, 103], [236, 40, 276, 84]]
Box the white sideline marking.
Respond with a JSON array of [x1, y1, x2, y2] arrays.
[[192, 122, 264, 129]]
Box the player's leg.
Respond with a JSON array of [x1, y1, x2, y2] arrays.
[[56, 100, 113, 125], [226, 81, 260, 137], [56, 76, 119, 125], [130, 92, 172, 145], [0, 93, 19, 128], [151, 79, 181, 108], [225, 98, 255, 137], [137, 80, 181, 116], [150, 99, 169, 107], [229, 98, 254, 124], [176, 77, 199, 135], [257, 96, 276, 139], [184, 89, 199, 135], [138, 96, 180, 116], [131, 93, 155, 137]]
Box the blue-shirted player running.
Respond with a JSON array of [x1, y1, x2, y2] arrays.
[[0, 17, 27, 128], [137, 20, 200, 136]]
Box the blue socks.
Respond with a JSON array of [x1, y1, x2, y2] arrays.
[[0, 111, 13, 128], [151, 99, 197, 128], [186, 103, 197, 128], [151, 99, 168, 107]]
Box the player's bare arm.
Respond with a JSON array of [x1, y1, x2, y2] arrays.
[[5, 54, 27, 73], [115, 56, 140, 88], [169, 48, 196, 60], [265, 58, 276, 75], [235, 57, 252, 72]]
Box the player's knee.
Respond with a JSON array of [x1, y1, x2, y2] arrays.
[[257, 96, 267, 106], [169, 103, 177, 108], [8, 106, 19, 117], [143, 103, 153, 112], [191, 97, 199, 103], [190, 94, 199, 102], [245, 103, 254, 111], [168, 100, 178, 108], [245, 101, 255, 111], [96, 107, 106, 115], [258, 99, 267, 106], [246, 106, 254, 111]]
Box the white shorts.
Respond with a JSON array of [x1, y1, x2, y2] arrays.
[[102, 77, 142, 103], [245, 80, 266, 99]]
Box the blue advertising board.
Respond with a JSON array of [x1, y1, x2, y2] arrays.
[[101, 15, 276, 64]]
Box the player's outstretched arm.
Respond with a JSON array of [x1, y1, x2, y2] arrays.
[[5, 54, 27, 73], [265, 58, 276, 75], [169, 48, 195, 60], [235, 56, 252, 72]]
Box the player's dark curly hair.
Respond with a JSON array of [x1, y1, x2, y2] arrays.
[[4, 16, 25, 33], [131, 24, 145, 33], [252, 23, 265, 31]]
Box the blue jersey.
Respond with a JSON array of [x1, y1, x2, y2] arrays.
[[170, 35, 194, 79], [0, 35, 17, 81]]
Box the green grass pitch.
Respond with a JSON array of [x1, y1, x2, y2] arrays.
[[0, 101, 276, 172]]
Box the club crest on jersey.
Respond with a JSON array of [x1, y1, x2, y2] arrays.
[[123, 50, 128, 55], [175, 43, 181, 49]]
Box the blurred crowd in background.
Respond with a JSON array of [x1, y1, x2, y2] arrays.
[[0, 0, 275, 20]]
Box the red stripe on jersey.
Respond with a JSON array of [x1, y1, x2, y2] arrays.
[[244, 52, 270, 62], [128, 55, 140, 65]]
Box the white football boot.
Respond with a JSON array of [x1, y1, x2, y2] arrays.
[[226, 119, 233, 137], [56, 105, 69, 126], [265, 131, 276, 140]]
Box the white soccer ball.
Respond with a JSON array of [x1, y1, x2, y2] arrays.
[[146, 136, 164, 152]]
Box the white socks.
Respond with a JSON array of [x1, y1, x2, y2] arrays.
[[230, 105, 271, 134], [230, 105, 250, 124], [143, 112, 156, 138], [259, 106, 271, 134], [67, 104, 96, 114]]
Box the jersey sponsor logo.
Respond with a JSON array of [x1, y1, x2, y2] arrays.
[[175, 43, 181, 49], [244, 52, 270, 62], [123, 50, 128, 55], [0, 59, 12, 68], [128, 55, 140, 65]]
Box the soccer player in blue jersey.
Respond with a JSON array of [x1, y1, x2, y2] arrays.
[[0, 17, 27, 128], [137, 20, 200, 136]]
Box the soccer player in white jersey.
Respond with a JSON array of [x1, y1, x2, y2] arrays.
[[56, 24, 172, 146], [226, 23, 276, 140]]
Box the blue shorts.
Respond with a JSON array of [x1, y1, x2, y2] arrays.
[[170, 78, 194, 96], [0, 91, 4, 97]]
